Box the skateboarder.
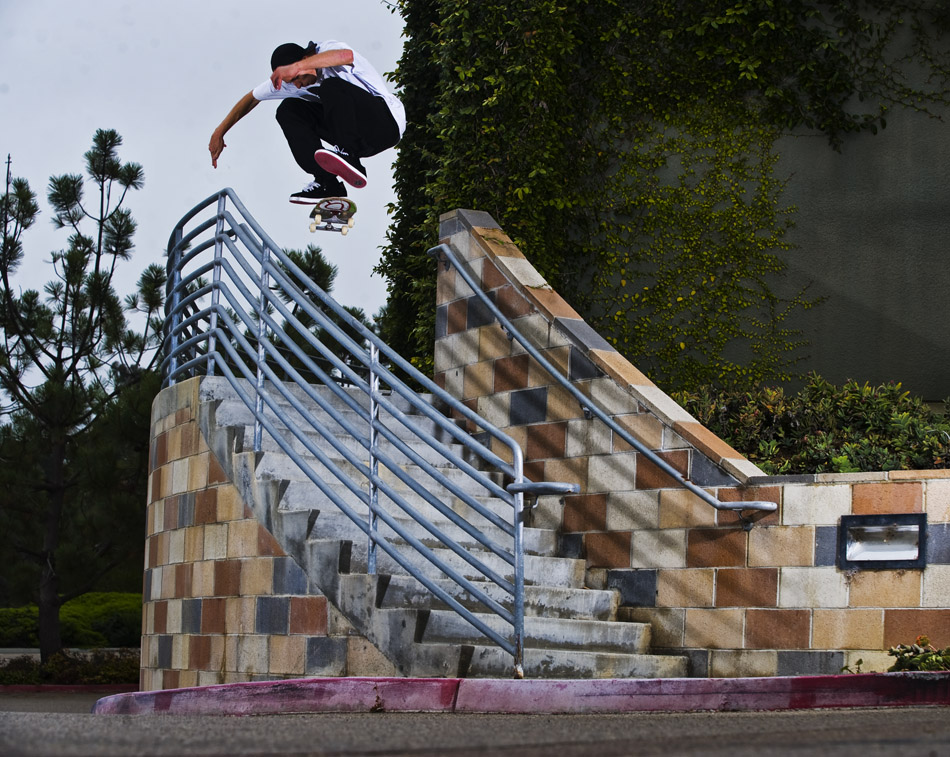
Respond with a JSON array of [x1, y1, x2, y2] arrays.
[[209, 40, 405, 204]]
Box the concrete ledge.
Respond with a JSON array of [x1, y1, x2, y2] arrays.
[[93, 672, 950, 715]]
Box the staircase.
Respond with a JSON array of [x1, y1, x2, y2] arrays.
[[198, 376, 687, 679]]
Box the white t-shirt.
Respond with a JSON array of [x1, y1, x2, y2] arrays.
[[252, 40, 406, 138]]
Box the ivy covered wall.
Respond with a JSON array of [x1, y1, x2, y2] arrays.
[[377, 0, 950, 394]]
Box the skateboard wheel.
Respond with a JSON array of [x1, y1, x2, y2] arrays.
[[347, 218, 355, 228], [313, 213, 322, 225], [341, 226, 349, 237], [309, 223, 317, 233]]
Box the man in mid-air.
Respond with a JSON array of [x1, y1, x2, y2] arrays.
[[209, 40, 405, 204]]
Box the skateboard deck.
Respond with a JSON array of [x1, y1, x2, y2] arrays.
[[308, 197, 357, 235]]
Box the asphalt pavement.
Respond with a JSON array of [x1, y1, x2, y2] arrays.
[[1, 691, 949, 757]]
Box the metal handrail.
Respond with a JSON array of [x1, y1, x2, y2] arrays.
[[163, 189, 577, 677], [428, 242, 777, 515]]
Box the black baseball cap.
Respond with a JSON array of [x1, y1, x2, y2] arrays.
[[270, 42, 316, 71]]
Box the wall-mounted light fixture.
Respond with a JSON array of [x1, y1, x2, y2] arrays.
[[837, 513, 927, 571]]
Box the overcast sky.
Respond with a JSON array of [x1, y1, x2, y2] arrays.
[[0, 0, 405, 318]]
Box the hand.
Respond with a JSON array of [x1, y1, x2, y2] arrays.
[[270, 63, 298, 89], [209, 132, 226, 168]]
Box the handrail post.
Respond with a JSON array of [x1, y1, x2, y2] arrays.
[[206, 193, 226, 377], [254, 241, 272, 452], [511, 447, 526, 679], [368, 343, 380, 574], [166, 227, 184, 385]]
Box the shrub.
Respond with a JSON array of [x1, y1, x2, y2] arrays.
[[0, 649, 139, 685], [888, 636, 950, 672], [674, 374, 950, 475], [0, 593, 142, 648]]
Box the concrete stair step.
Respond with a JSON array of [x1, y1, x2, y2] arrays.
[[290, 508, 556, 557], [255, 450, 506, 497], [375, 574, 619, 621], [408, 643, 689, 679], [347, 541, 586, 589], [419, 610, 652, 654]]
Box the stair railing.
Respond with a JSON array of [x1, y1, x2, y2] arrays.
[[163, 188, 576, 678], [428, 242, 777, 515]]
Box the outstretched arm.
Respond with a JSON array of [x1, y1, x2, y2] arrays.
[[209, 91, 260, 168], [270, 48, 354, 88]]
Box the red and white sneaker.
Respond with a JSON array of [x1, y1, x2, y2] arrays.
[[314, 148, 367, 189]]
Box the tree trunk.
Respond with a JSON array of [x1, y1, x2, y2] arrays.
[[37, 570, 62, 664], [38, 438, 67, 664]]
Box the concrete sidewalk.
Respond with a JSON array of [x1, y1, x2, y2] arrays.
[[92, 671, 950, 716]]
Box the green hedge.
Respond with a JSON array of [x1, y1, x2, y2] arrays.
[[0, 649, 139, 685], [674, 374, 950, 475], [0, 593, 142, 648]]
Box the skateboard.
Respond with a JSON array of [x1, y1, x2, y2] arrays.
[[308, 197, 357, 235]]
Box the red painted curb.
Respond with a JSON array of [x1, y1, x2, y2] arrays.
[[93, 677, 459, 715], [92, 672, 950, 716], [454, 672, 950, 713]]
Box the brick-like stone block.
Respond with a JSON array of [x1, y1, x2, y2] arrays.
[[306, 637, 348, 676], [463, 360, 494, 400], [748, 525, 815, 568], [635, 451, 689, 490], [240, 557, 275, 596], [181, 598, 201, 634], [189, 634, 212, 670], [493, 354, 530, 393], [255, 596, 290, 635], [203, 524, 229, 561], [656, 568, 714, 608], [745, 609, 811, 649], [563, 494, 607, 533], [290, 596, 329, 635], [928, 523, 950, 564], [213, 560, 242, 597], [607, 490, 660, 532], [925, 479, 950, 521], [853, 482, 923, 515], [174, 563, 193, 599], [783, 484, 852, 526], [237, 635, 269, 675], [631, 529, 687, 569], [715, 568, 778, 608], [225, 596, 257, 635], [779, 567, 848, 608], [658, 489, 717, 529], [619, 607, 685, 648], [813, 609, 884, 650], [228, 519, 262, 558], [710, 650, 778, 678], [585, 531, 632, 569], [749, 526, 815, 567], [606, 569, 657, 607], [201, 597, 226, 634], [587, 452, 637, 494], [776, 650, 844, 677], [686, 528, 747, 568], [273, 556, 308, 595], [922, 565, 950, 608], [684, 608, 744, 649], [509, 387, 548, 426], [526, 422, 568, 461], [612, 413, 665, 453], [195, 488, 219, 525], [269, 635, 307, 676], [849, 569, 922, 608]]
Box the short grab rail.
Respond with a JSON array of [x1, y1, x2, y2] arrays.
[[428, 242, 776, 515], [163, 189, 577, 677]]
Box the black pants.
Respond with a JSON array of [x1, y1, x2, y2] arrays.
[[275, 77, 400, 182]]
